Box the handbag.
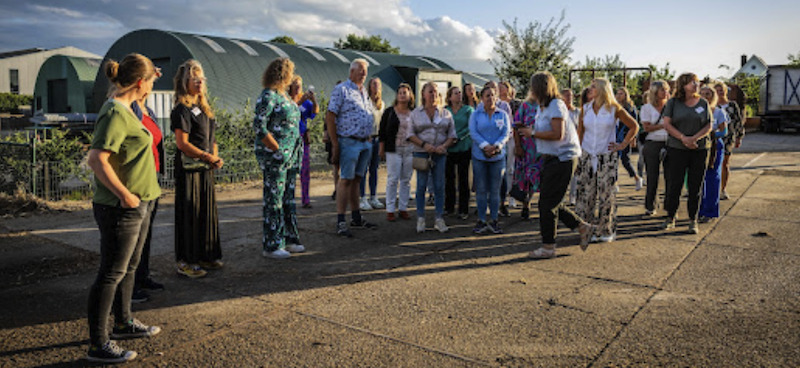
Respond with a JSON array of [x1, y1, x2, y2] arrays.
[[509, 185, 527, 202], [412, 121, 441, 172], [181, 152, 211, 171], [413, 155, 433, 171]]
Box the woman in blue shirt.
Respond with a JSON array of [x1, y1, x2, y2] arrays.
[[698, 85, 728, 223], [469, 85, 510, 234]]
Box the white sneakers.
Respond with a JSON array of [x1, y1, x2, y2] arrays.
[[287, 244, 305, 253], [359, 197, 372, 211], [360, 197, 385, 210], [262, 249, 291, 259], [369, 197, 385, 209], [635, 177, 643, 191], [598, 233, 616, 243], [434, 218, 449, 233], [416, 217, 426, 233], [417, 217, 448, 233]]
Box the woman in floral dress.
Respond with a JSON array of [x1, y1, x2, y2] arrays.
[[513, 98, 543, 219]]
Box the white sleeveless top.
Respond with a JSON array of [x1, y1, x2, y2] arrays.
[[581, 102, 617, 155]]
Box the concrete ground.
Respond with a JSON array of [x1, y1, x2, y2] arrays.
[[1, 131, 799, 367]]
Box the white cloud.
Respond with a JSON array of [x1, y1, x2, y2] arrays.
[[1, 0, 497, 73]]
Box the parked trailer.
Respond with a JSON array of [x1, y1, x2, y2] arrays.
[[759, 65, 800, 132]]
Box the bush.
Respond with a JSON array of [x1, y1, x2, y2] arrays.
[[0, 93, 33, 113]]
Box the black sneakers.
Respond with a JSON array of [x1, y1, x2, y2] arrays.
[[337, 222, 353, 237], [138, 278, 164, 291], [86, 341, 137, 363], [350, 219, 377, 229], [110, 319, 162, 340], [131, 289, 149, 304]]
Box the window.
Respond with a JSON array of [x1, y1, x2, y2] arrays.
[[10, 69, 19, 94]]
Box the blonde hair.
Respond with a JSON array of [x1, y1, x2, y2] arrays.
[[616, 87, 633, 108], [420, 81, 441, 108], [173, 59, 214, 118], [700, 85, 718, 108], [368, 77, 384, 110], [104, 53, 156, 98], [593, 78, 621, 112], [262, 57, 294, 92], [713, 80, 729, 98], [647, 80, 669, 106]]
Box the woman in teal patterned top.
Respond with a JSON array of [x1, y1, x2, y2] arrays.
[[253, 58, 304, 259]]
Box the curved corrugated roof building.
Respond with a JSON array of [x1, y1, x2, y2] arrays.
[[91, 29, 473, 113], [34, 55, 101, 113]]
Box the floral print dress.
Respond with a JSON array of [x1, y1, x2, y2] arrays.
[[513, 101, 543, 193]]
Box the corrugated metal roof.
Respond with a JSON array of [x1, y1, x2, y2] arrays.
[[91, 29, 465, 112]]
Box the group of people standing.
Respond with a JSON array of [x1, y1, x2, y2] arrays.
[[84, 50, 745, 363]]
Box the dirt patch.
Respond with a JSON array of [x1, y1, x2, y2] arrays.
[[0, 192, 90, 218]]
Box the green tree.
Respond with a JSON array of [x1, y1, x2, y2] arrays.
[[334, 34, 400, 54], [571, 54, 626, 92], [788, 51, 800, 66], [269, 35, 296, 45], [490, 11, 575, 96]]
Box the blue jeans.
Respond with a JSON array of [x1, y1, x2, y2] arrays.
[[473, 158, 505, 222], [360, 137, 380, 197], [415, 152, 446, 218]]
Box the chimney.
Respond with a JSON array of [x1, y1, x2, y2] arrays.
[[741, 54, 748, 67]]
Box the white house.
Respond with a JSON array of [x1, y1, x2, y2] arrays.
[[0, 46, 100, 95], [734, 54, 768, 78]]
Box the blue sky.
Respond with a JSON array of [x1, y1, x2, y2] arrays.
[[1, 0, 798, 81]]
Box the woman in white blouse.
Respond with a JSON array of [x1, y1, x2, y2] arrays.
[[639, 80, 671, 216], [575, 78, 638, 243]]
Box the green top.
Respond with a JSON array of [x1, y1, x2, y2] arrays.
[[91, 100, 162, 206], [446, 105, 474, 153], [664, 97, 712, 150]]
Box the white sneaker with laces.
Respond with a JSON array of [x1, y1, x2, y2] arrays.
[[369, 197, 385, 209], [598, 233, 616, 243], [287, 244, 306, 253], [434, 218, 449, 233], [359, 197, 373, 211], [263, 249, 291, 259], [416, 217, 426, 233], [529, 247, 556, 259]]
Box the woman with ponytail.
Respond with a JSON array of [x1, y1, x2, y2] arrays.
[[171, 59, 224, 278], [86, 53, 162, 363]]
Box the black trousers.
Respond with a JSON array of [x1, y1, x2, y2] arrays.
[[642, 141, 666, 211], [664, 147, 708, 221], [538, 156, 582, 244], [88, 200, 154, 346], [445, 150, 471, 215]]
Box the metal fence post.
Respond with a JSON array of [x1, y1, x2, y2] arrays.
[[31, 132, 36, 195]]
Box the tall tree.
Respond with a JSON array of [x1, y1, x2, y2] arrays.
[[269, 35, 296, 45], [334, 34, 400, 54], [490, 11, 575, 96]]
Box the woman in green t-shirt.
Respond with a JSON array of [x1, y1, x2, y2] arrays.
[[86, 53, 162, 364], [662, 73, 713, 233]]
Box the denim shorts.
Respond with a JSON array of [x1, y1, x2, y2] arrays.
[[338, 136, 372, 180]]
